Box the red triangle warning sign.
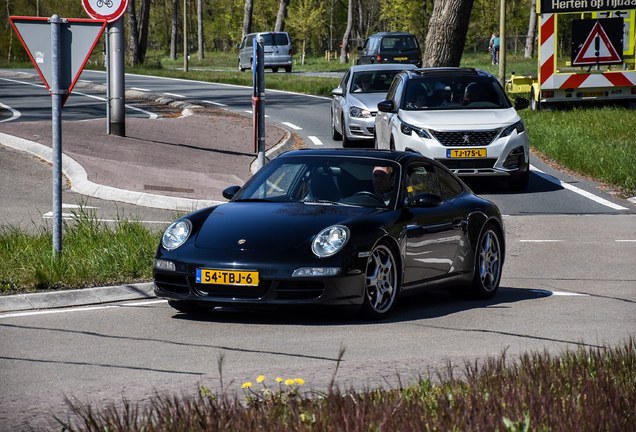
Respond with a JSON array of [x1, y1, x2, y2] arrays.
[[572, 21, 622, 66]]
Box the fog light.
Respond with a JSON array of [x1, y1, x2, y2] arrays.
[[292, 267, 340, 277], [154, 259, 176, 272]]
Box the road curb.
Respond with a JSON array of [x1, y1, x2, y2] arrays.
[[0, 282, 156, 313]]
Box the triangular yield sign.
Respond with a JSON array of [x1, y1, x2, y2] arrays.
[[9, 17, 106, 106], [572, 21, 622, 66]]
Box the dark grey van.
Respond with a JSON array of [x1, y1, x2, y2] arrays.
[[356, 32, 422, 67], [237, 32, 293, 73]]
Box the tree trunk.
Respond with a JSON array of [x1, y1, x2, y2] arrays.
[[138, 0, 151, 64], [128, 0, 140, 66], [524, 0, 537, 58], [197, 0, 204, 59], [423, 0, 475, 67], [7, 0, 13, 62], [274, 0, 289, 32], [170, 0, 179, 60], [340, 0, 353, 63], [242, 0, 253, 41]]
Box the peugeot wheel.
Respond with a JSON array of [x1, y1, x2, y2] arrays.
[[471, 225, 502, 299], [361, 242, 399, 319]]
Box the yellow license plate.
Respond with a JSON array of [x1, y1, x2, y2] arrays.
[[196, 268, 259, 286], [394, 56, 407, 61], [447, 149, 487, 158], [581, 91, 605, 98]]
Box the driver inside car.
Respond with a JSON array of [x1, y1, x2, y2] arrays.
[[372, 166, 395, 205]]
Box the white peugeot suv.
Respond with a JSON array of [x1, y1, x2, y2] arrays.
[[374, 68, 531, 190]]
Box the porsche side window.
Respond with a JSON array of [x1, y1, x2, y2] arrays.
[[437, 168, 464, 199], [406, 165, 441, 198]]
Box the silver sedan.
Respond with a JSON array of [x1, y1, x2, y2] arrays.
[[331, 64, 417, 147]]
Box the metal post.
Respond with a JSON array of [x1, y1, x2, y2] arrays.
[[498, 0, 506, 85], [105, 24, 110, 134], [256, 36, 266, 170], [184, 0, 188, 72], [109, 17, 125, 136], [50, 14, 65, 256]]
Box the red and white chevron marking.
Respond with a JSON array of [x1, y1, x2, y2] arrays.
[[539, 12, 636, 90]]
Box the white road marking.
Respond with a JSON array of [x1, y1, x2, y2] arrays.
[[244, 110, 269, 117], [164, 92, 185, 98], [615, 240, 636, 242], [531, 290, 589, 297], [0, 101, 21, 122], [0, 299, 168, 319], [308, 136, 323, 145], [282, 122, 302, 130], [520, 240, 563, 242], [531, 165, 628, 210], [203, 100, 227, 107], [131, 87, 150, 92]]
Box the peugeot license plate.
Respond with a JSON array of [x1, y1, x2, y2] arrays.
[[447, 149, 487, 158], [196, 268, 259, 286]]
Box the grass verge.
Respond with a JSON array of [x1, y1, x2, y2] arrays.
[[0, 205, 165, 295], [55, 340, 636, 431]]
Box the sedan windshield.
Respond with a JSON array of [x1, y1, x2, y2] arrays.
[[402, 76, 511, 110], [350, 70, 403, 94], [234, 156, 400, 208]]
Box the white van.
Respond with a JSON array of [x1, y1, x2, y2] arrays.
[[237, 32, 293, 73]]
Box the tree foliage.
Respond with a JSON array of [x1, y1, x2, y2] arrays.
[[1, 0, 537, 65]]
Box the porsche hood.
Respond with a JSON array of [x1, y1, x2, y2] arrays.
[[194, 202, 373, 251]]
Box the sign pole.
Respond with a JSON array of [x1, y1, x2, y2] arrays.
[[50, 14, 65, 256], [106, 25, 110, 134], [109, 17, 125, 136], [256, 36, 266, 170]]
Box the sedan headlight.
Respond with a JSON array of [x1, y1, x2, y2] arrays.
[[501, 119, 525, 137], [312, 225, 350, 258], [398, 117, 431, 139], [162, 219, 192, 250], [349, 106, 372, 118]]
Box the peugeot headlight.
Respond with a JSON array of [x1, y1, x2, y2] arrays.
[[312, 225, 350, 258], [162, 219, 192, 250], [349, 106, 372, 118], [398, 117, 431, 139], [501, 119, 525, 137]]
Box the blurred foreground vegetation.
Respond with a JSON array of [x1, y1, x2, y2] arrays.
[[56, 340, 636, 431]]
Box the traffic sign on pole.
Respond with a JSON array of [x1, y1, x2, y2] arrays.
[[9, 16, 107, 106], [82, 0, 129, 23]]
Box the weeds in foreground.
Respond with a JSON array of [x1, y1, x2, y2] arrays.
[[54, 339, 636, 431], [0, 204, 166, 294]]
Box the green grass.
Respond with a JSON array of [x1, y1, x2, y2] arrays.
[[520, 106, 636, 192], [0, 205, 166, 295], [55, 340, 636, 431]]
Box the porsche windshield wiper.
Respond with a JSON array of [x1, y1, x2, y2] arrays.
[[234, 198, 273, 202]]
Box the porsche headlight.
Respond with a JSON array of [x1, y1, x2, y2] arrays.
[[162, 219, 192, 250], [349, 106, 372, 118], [312, 225, 350, 258]]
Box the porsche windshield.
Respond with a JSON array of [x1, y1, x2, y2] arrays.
[[234, 156, 400, 208]]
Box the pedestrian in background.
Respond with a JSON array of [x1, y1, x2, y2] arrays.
[[492, 33, 500, 65]]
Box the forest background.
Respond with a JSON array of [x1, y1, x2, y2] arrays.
[[1, 0, 537, 68]]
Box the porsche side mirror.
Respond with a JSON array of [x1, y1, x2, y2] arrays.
[[407, 192, 443, 208], [222, 185, 241, 200], [514, 97, 530, 111], [332, 88, 344, 97], [377, 99, 396, 113]]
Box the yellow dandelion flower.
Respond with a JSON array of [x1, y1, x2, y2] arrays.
[[276, 377, 283, 383], [284, 379, 295, 385], [257, 375, 265, 383], [294, 378, 305, 385], [241, 382, 252, 388]]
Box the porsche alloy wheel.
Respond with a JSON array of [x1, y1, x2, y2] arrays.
[[362, 243, 399, 319], [472, 225, 502, 299]]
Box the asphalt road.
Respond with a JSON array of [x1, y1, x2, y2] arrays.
[[1, 69, 635, 431]]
